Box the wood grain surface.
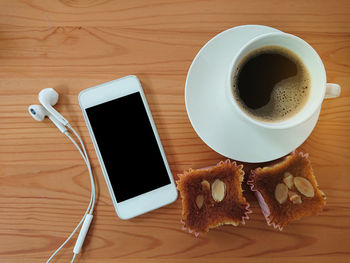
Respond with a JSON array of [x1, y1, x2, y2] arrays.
[[0, 0, 349, 262]]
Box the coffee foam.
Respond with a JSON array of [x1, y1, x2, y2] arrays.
[[233, 46, 311, 122]]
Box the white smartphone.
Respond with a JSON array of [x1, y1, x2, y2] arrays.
[[78, 75, 178, 219]]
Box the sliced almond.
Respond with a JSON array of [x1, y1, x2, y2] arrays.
[[195, 195, 204, 209], [283, 172, 294, 189], [275, 183, 288, 204], [201, 180, 210, 190], [294, 177, 315, 197], [288, 190, 302, 204], [319, 190, 327, 200], [211, 179, 226, 202]]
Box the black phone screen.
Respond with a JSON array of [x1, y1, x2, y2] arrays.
[[85, 92, 171, 202]]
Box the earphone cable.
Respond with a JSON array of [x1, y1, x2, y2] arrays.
[[65, 130, 96, 215], [46, 131, 95, 263], [46, 213, 88, 263], [67, 124, 96, 214], [71, 252, 77, 263]]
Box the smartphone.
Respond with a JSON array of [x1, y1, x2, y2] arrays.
[[78, 75, 178, 219]]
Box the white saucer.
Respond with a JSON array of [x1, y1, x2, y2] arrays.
[[185, 25, 320, 163]]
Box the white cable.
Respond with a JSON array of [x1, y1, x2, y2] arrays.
[[71, 253, 77, 263], [46, 133, 94, 262], [46, 130, 95, 262], [46, 214, 87, 263], [68, 124, 96, 214], [46, 135, 93, 262], [66, 132, 96, 215], [68, 124, 90, 165]]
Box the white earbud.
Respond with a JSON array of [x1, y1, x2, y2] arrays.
[[38, 88, 69, 126], [28, 104, 67, 133]]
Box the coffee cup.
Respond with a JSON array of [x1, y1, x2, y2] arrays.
[[226, 32, 341, 129]]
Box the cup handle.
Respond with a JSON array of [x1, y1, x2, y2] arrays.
[[325, 83, 341, 99]]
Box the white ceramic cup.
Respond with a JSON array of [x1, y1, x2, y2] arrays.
[[227, 32, 341, 129]]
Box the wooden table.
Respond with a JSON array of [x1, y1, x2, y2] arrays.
[[1, 0, 349, 262]]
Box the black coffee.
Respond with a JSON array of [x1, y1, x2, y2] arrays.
[[233, 46, 310, 122]]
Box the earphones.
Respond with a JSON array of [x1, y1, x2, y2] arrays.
[[29, 88, 96, 263]]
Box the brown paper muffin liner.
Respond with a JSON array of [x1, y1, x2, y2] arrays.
[[247, 151, 326, 230], [177, 160, 252, 236]]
